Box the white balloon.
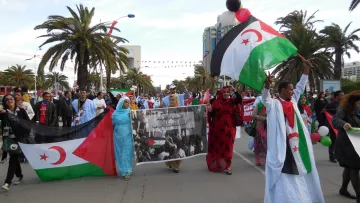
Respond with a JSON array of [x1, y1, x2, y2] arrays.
[[318, 126, 329, 136], [219, 11, 236, 26]]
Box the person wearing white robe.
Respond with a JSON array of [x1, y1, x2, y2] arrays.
[[72, 90, 97, 125], [262, 64, 324, 203], [161, 84, 189, 107]]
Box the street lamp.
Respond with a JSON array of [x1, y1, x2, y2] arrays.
[[99, 13, 135, 92], [25, 48, 41, 93]]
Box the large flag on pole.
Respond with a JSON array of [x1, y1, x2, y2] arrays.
[[7, 109, 117, 181], [210, 15, 297, 91]]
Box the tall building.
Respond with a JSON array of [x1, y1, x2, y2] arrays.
[[121, 45, 142, 73], [203, 14, 237, 73], [343, 61, 360, 81]]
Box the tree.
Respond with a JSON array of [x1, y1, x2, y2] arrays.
[[275, 10, 323, 38], [126, 67, 154, 94], [34, 4, 127, 90], [273, 11, 333, 91], [44, 72, 70, 90], [3, 64, 34, 86], [342, 78, 360, 93], [320, 22, 360, 79], [350, 0, 359, 11]]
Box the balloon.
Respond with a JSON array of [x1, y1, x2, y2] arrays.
[[219, 11, 236, 26], [235, 8, 251, 23], [318, 126, 329, 136], [310, 133, 321, 142], [226, 0, 241, 12], [320, 136, 332, 147]]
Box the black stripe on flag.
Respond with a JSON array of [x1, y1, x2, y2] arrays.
[[210, 16, 258, 77]]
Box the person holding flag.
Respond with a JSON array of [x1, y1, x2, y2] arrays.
[[262, 62, 324, 203], [332, 91, 360, 201]]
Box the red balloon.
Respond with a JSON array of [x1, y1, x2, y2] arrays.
[[235, 8, 251, 23], [310, 133, 321, 142]]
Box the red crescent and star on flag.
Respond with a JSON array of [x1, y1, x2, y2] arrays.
[[39, 146, 67, 165], [240, 20, 284, 46]]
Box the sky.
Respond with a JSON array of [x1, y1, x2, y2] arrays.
[[0, 0, 359, 89]]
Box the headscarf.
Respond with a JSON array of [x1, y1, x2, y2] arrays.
[[169, 94, 180, 107], [298, 93, 311, 117], [211, 87, 231, 110], [112, 97, 130, 125]]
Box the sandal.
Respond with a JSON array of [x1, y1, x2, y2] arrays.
[[225, 168, 232, 175], [173, 168, 179, 173], [124, 175, 131, 181]]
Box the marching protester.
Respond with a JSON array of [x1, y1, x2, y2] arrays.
[[0, 94, 29, 190], [314, 91, 328, 127], [325, 90, 344, 163], [206, 86, 242, 175], [332, 90, 360, 201], [33, 92, 58, 126], [14, 91, 35, 120], [164, 94, 183, 173], [298, 94, 313, 134], [263, 63, 324, 203], [93, 92, 106, 116], [112, 97, 133, 181], [72, 90, 97, 125], [59, 91, 74, 127], [161, 84, 189, 107], [252, 101, 267, 166]]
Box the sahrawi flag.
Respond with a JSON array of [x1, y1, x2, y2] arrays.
[[211, 15, 297, 91], [15, 109, 117, 181]]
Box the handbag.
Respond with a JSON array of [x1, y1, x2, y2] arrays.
[[245, 119, 257, 137], [2, 136, 22, 155]]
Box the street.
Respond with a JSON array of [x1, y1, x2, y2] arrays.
[[0, 128, 354, 203]]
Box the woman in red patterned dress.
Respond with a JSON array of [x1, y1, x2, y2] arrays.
[[206, 86, 242, 175]]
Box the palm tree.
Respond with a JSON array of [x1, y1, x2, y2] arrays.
[[320, 22, 360, 79], [44, 72, 70, 90], [88, 71, 101, 90], [34, 4, 127, 90], [3, 64, 34, 86], [273, 17, 333, 91], [350, 0, 359, 10], [126, 67, 153, 94], [275, 10, 323, 37]]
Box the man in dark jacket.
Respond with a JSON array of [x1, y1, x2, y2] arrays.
[[32, 92, 58, 126], [325, 90, 344, 163], [59, 91, 74, 127]]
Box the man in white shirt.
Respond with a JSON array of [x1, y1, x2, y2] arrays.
[[93, 92, 106, 116], [14, 91, 35, 119]]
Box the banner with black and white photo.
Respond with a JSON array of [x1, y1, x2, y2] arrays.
[[131, 105, 207, 165]]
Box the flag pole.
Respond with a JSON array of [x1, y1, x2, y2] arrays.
[[298, 53, 313, 68]]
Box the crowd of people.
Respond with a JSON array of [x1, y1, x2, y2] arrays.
[[1, 69, 360, 203]]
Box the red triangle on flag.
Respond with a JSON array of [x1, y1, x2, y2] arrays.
[[147, 138, 155, 147], [73, 108, 117, 176]]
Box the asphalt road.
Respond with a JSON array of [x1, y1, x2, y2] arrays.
[[0, 128, 355, 203]]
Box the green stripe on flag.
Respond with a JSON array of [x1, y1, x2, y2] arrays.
[[238, 37, 297, 91], [296, 115, 312, 173], [35, 163, 107, 181]]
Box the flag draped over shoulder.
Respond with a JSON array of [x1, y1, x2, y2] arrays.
[[7, 109, 117, 181], [210, 16, 298, 91]]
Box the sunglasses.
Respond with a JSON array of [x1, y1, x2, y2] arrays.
[[5, 98, 14, 102]]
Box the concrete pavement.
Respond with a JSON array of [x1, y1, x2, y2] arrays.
[[0, 128, 355, 203]]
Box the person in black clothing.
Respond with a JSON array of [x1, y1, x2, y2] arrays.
[[0, 94, 29, 191], [325, 90, 344, 163], [314, 91, 328, 126], [32, 92, 58, 126], [59, 91, 74, 127], [332, 91, 360, 201]]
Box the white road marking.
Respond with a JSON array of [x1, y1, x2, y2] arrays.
[[233, 150, 265, 175]]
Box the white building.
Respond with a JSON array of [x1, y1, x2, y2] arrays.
[[121, 45, 141, 73], [343, 61, 360, 81]]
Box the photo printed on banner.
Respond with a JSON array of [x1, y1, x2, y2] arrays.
[[130, 105, 207, 165]]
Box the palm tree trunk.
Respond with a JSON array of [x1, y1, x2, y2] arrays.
[[334, 48, 342, 80], [106, 71, 111, 92]]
